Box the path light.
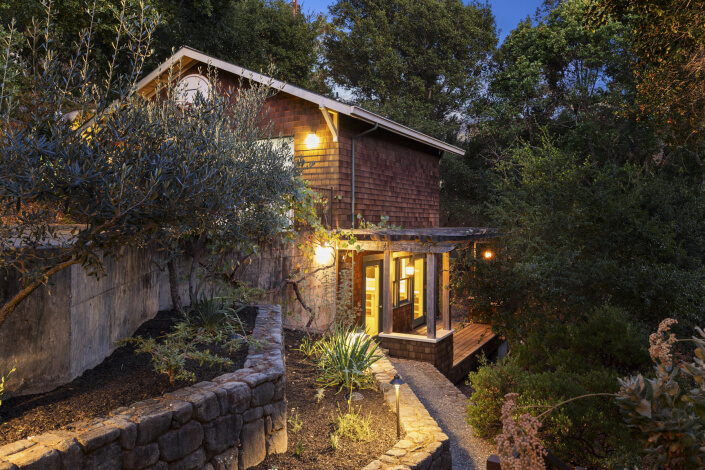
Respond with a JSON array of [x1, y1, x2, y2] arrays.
[[390, 374, 405, 439], [304, 133, 320, 149]]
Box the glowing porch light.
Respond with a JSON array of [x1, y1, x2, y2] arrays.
[[304, 133, 320, 149], [315, 243, 333, 265], [484, 250, 493, 260], [405, 265, 414, 276]]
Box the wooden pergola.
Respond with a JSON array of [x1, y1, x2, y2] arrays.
[[347, 227, 497, 340]]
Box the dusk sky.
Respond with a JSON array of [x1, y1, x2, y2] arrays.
[[298, 0, 546, 43]]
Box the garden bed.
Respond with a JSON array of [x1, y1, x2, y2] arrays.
[[0, 306, 257, 446], [253, 328, 398, 470]]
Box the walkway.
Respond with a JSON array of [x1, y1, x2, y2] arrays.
[[389, 358, 494, 470]]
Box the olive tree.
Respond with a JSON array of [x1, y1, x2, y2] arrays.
[[0, 0, 300, 327]]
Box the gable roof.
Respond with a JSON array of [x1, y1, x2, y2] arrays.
[[135, 47, 465, 156]]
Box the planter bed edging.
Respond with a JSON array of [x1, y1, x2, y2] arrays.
[[362, 348, 451, 470], [0, 304, 286, 470]]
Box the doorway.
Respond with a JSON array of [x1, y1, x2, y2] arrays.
[[363, 260, 382, 336]]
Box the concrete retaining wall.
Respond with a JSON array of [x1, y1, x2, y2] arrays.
[[363, 349, 452, 470], [0, 247, 190, 398], [0, 304, 286, 470]]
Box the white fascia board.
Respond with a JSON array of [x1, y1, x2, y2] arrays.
[[136, 47, 465, 156]]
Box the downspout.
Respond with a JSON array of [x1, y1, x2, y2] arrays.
[[351, 123, 379, 228]]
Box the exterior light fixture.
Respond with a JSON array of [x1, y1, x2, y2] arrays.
[[390, 374, 405, 439], [315, 243, 334, 265], [405, 266, 414, 276], [304, 133, 320, 149], [484, 250, 493, 260]]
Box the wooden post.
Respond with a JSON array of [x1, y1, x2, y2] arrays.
[[442, 252, 450, 331], [426, 253, 436, 339], [383, 250, 392, 334]]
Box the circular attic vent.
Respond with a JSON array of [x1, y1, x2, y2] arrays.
[[175, 74, 211, 105]]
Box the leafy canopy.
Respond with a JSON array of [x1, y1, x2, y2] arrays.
[[324, 0, 497, 139]]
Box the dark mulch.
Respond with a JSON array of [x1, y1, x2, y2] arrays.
[[0, 307, 258, 445], [253, 329, 398, 470]]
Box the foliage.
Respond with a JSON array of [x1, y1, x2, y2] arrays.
[[316, 323, 380, 394], [617, 319, 705, 468], [466, 306, 647, 467], [589, 0, 705, 150], [288, 407, 303, 434], [118, 305, 248, 385], [329, 433, 339, 451], [0, 0, 300, 327], [0, 362, 16, 407], [453, 139, 705, 341], [294, 438, 305, 456], [324, 0, 496, 139], [331, 404, 373, 442]]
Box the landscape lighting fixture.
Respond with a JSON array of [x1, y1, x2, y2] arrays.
[[315, 243, 333, 265], [304, 133, 320, 149], [484, 250, 493, 260], [390, 374, 405, 439]]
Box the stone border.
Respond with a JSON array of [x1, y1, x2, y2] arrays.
[[0, 304, 286, 470], [362, 348, 451, 470]]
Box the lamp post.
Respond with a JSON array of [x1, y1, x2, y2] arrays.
[[390, 374, 404, 439]]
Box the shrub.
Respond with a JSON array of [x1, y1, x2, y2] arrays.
[[331, 404, 373, 442], [467, 306, 646, 468], [316, 323, 381, 394], [0, 362, 16, 407]]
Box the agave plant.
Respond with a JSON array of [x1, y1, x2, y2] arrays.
[[316, 323, 381, 393]]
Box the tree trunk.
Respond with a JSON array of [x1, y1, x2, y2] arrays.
[[168, 258, 183, 314], [188, 232, 205, 304], [0, 258, 80, 329]]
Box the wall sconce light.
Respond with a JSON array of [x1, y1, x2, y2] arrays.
[[405, 266, 414, 276], [484, 250, 493, 260], [390, 374, 405, 439], [304, 133, 320, 149], [315, 243, 333, 265]]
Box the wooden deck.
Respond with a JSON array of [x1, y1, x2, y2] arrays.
[[411, 321, 496, 366], [411, 321, 503, 383]]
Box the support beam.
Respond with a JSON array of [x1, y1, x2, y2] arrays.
[[319, 106, 338, 142], [383, 250, 392, 334], [442, 252, 451, 331], [426, 253, 437, 339]]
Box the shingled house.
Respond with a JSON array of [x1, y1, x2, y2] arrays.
[[135, 47, 502, 382]]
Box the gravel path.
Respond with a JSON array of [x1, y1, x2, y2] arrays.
[[389, 358, 495, 470]]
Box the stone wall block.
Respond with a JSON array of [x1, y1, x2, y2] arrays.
[[239, 372, 267, 389], [208, 388, 229, 417], [210, 447, 237, 470], [264, 429, 286, 455], [133, 411, 174, 446], [83, 442, 121, 470], [0, 460, 18, 470], [219, 382, 250, 415], [145, 462, 168, 470], [239, 419, 265, 469], [203, 415, 239, 455], [165, 400, 193, 425], [250, 382, 274, 408], [166, 447, 206, 470], [4, 445, 59, 470], [264, 400, 286, 432], [0, 441, 34, 460], [186, 392, 220, 422], [272, 377, 285, 402], [403, 451, 432, 470], [104, 417, 137, 450], [242, 407, 263, 424], [157, 421, 204, 462], [122, 443, 160, 470]]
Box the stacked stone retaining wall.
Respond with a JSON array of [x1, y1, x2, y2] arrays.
[[363, 349, 452, 470], [0, 305, 286, 470]]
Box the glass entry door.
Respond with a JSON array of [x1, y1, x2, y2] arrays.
[[364, 261, 382, 336], [412, 257, 426, 328]]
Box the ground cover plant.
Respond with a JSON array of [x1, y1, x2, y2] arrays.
[[0, 306, 257, 445], [252, 329, 397, 470]]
